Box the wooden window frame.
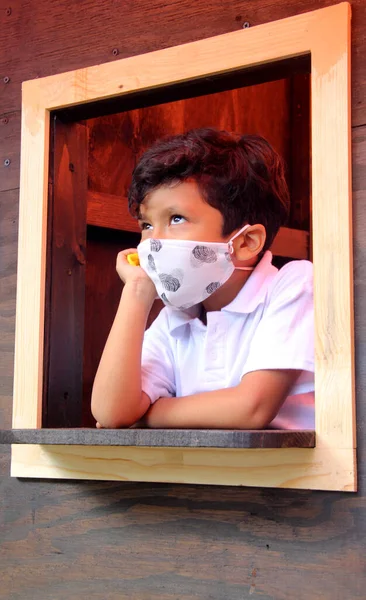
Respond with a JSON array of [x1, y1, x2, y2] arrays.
[[10, 2, 355, 490]]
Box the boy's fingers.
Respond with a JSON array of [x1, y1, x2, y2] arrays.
[[96, 422, 102, 429], [118, 248, 138, 259]]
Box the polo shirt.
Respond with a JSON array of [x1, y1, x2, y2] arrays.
[[141, 251, 315, 430]]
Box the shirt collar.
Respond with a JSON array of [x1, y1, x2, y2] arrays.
[[222, 251, 277, 315], [167, 251, 277, 336]]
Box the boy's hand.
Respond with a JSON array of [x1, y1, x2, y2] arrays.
[[116, 248, 156, 301]]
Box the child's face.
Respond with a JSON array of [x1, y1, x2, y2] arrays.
[[138, 180, 227, 243]]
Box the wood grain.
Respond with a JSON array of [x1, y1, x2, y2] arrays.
[[86, 191, 310, 259], [11, 2, 355, 489], [0, 428, 315, 448], [289, 73, 311, 231], [0, 0, 365, 125], [1, 2, 366, 599], [87, 81, 291, 200], [0, 189, 18, 431], [44, 119, 88, 427], [86, 190, 140, 233], [10, 444, 356, 491], [311, 4, 355, 449], [19, 5, 350, 113], [12, 96, 50, 429], [0, 111, 20, 193], [0, 476, 365, 600]]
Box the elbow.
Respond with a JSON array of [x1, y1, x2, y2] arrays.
[[237, 396, 277, 430], [91, 395, 139, 429], [91, 407, 139, 429], [91, 388, 149, 429], [249, 412, 272, 430]]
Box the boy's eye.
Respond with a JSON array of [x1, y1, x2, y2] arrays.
[[140, 222, 152, 230], [170, 215, 186, 225]]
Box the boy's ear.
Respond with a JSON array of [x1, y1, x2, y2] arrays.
[[231, 224, 266, 261]]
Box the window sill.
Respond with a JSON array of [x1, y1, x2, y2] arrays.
[[0, 428, 315, 448]]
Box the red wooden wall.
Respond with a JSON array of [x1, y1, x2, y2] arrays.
[[1, 1, 366, 598]]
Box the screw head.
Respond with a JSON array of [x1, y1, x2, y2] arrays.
[[2, 117, 9, 125], [243, 21, 250, 28], [3, 76, 10, 84], [4, 158, 11, 167], [112, 48, 119, 56], [6, 7, 12, 16]]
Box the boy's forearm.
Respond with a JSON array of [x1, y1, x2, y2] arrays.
[[143, 387, 269, 430], [143, 369, 300, 429], [91, 281, 153, 428]]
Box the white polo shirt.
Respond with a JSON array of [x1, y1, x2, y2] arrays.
[[141, 251, 315, 430]]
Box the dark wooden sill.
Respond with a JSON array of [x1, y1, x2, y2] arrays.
[[0, 429, 315, 448]]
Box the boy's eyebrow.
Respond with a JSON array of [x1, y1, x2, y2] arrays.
[[164, 205, 186, 215], [137, 205, 186, 220]]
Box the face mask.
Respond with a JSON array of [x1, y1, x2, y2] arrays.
[[137, 224, 254, 310]]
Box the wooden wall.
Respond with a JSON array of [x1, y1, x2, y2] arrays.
[[0, 1, 365, 598]]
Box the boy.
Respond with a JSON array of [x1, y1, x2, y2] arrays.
[[91, 128, 314, 430]]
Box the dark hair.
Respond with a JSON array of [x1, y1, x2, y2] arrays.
[[128, 128, 289, 252]]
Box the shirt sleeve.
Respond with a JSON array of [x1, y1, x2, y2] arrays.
[[141, 308, 176, 404], [242, 260, 314, 395]]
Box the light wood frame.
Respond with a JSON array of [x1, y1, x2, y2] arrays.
[[11, 2, 355, 491]]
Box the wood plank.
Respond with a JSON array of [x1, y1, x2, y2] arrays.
[[0, 428, 315, 448], [289, 73, 311, 232], [0, 188, 19, 430], [271, 227, 309, 259], [87, 190, 139, 232], [0, 111, 20, 193], [0, 3, 366, 598], [58, 55, 310, 124], [0, 476, 365, 600], [86, 191, 309, 258], [10, 445, 356, 491], [87, 80, 291, 203], [20, 5, 351, 114], [0, 1, 365, 125], [44, 119, 88, 427], [311, 4, 355, 449], [12, 97, 50, 429], [12, 3, 354, 490]]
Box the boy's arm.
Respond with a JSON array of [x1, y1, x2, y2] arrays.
[[142, 369, 302, 429], [143, 261, 313, 430], [91, 250, 156, 428]]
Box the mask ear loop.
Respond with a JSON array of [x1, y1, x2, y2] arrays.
[[228, 224, 255, 271]]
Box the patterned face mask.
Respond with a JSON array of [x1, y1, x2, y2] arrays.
[[137, 225, 254, 310]]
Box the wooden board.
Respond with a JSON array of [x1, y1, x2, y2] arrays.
[[43, 119, 88, 427], [0, 111, 20, 193], [86, 191, 309, 259], [0, 1, 366, 598], [86, 80, 292, 200], [10, 445, 355, 492], [0, 428, 315, 448], [0, 0, 365, 126], [11, 3, 355, 492]]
